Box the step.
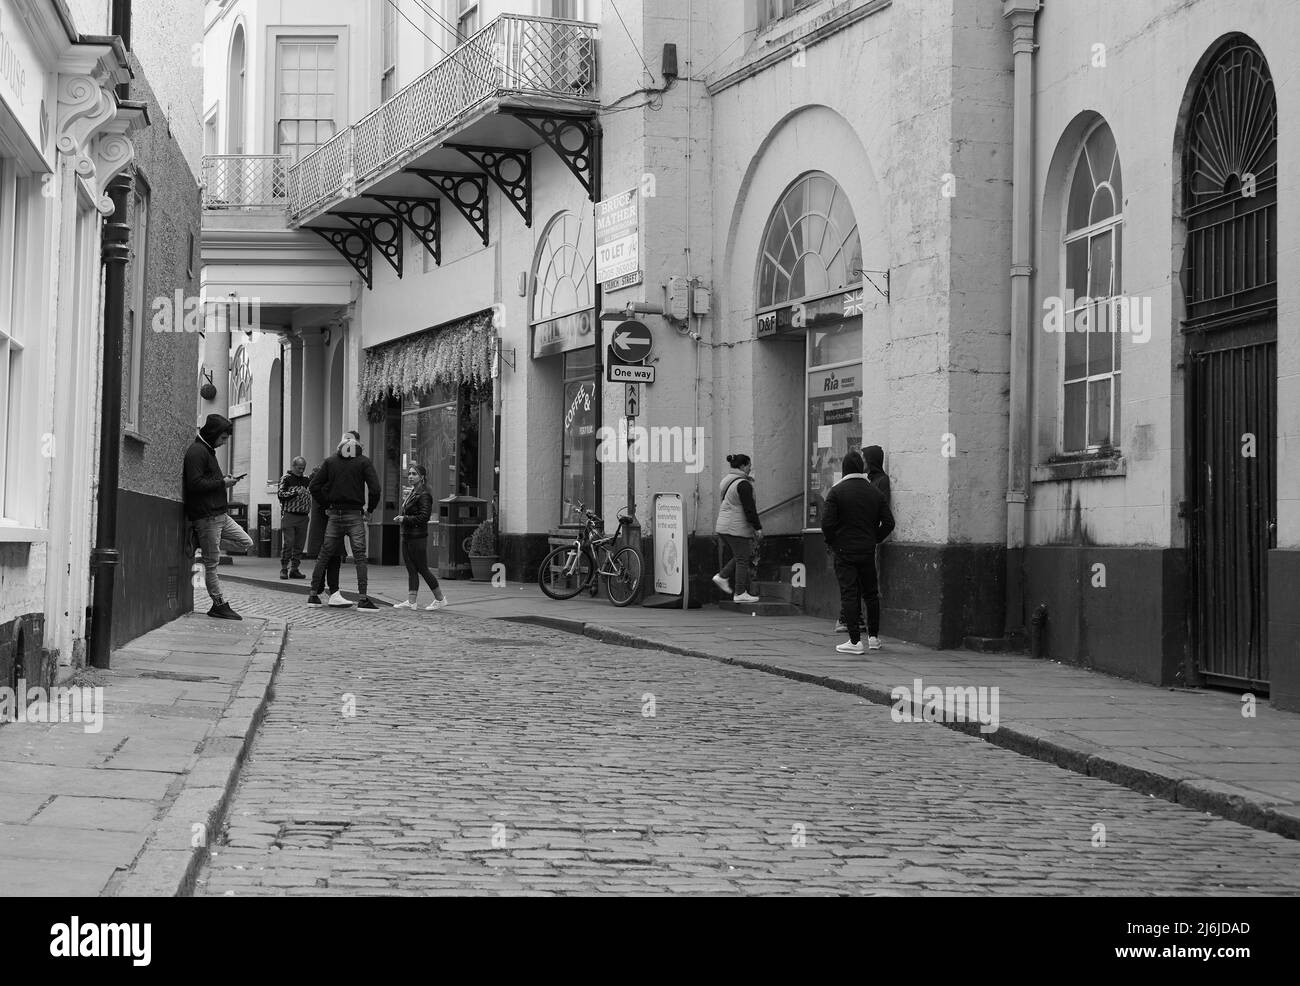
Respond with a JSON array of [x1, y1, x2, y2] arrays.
[[716, 599, 802, 617], [749, 579, 803, 606]]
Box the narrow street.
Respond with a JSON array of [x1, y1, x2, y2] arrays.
[[195, 587, 1300, 896]]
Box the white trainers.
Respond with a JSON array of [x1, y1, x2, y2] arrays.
[[733, 592, 760, 603], [392, 600, 415, 610], [327, 591, 352, 607], [711, 574, 733, 595], [425, 598, 447, 611], [867, 636, 882, 650], [836, 639, 865, 655]]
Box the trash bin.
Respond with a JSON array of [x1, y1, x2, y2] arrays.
[[257, 503, 273, 558], [227, 503, 250, 555], [437, 495, 486, 579]]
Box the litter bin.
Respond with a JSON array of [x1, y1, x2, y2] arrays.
[[437, 495, 486, 579], [257, 503, 273, 558], [227, 503, 250, 554]]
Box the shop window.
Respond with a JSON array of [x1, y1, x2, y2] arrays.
[[400, 381, 489, 509], [276, 38, 339, 164], [1060, 121, 1123, 453], [456, 0, 481, 44], [0, 162, 34, 524], [381, 0, 397, 101], [561, 348, 596, 523]]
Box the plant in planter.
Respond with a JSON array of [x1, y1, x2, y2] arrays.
[[465, 519, 498, 582]]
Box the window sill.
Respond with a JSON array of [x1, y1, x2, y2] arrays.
[[0, 524, 50, 543], [1032, 454, 1127, 483], [124, 429, 149, 445]]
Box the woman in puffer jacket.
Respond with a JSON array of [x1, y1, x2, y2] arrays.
[[392, 464, 448, 611]]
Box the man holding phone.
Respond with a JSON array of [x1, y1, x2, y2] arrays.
[[184, 413, 255, 620]]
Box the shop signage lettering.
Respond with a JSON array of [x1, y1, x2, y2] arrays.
[[757, 288, 865, 338], [532, 310, 594, 359], [823, 398, 856, 425], [564, 383, 593, 430], [652, 493, 685, 597], [0, 0, 46, 156], [595, 188, 640, 284], [808, 363, 862, 397], [0, 7, 28, 107]]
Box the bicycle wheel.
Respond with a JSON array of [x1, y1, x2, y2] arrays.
[[604, 546, 644, 607], [538, 545, 592, 600]]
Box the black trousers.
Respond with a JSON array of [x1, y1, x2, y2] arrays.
[[402, 535, 440, 593], [834, 551, 880, 643]]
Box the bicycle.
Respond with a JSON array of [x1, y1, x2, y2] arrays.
[[538, 502, 644, 607]]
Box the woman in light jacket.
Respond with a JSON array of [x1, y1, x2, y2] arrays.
[[392, 464, 447, 610], [712, 452, 763, 603]]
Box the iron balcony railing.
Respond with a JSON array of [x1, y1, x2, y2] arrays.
[[289, 13, 597, 220], [202, 154, 291, 208]]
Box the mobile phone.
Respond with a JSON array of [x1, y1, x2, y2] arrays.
[[230, 473, 247, 482]]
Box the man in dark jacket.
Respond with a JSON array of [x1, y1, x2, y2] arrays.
[[822, 449, 895, 654], [307, 430, 382, 611], [184, 413, 255, 620], [835, 444, 892, 632], [277, 456, 312, 579]]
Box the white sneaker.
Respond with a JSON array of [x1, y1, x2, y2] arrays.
[[833, 621, 847, 633], [711, 574, 733, 595], [327, 591, 352, 607], [867, 636, 882, 650], [836, 639, 865, 655], [425, 598, 447, 611], [392, 600, 415, 609], [733, 592, 760, 603]]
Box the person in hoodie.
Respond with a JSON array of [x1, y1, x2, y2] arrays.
[[277, 456, 312, 580], [183, 413, 255, 620], [835, 444, 892, 632], [822, 449, 895, 654], [307, 430, 382, 611]]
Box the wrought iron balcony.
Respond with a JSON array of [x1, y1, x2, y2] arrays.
[[289, 14, 598, 221], [202, 154, 291, 209]]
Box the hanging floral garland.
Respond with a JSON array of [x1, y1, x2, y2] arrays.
[[358, 310, 496, 406]]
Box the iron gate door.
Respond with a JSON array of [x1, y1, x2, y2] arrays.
[[1188, 338, 1276, 690]]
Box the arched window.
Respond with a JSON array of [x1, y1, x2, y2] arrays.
[[1061, 121, 1123, 453], [532, 210, 594, 326], [757, 172, 862, 309], [227, 25, 246, 155]]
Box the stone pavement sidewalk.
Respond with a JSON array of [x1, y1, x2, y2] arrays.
[[0, 616, 285, 896], [223, 555, 1300, 841]]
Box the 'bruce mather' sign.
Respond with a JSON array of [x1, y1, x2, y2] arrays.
[[756, 288, 864, 338]]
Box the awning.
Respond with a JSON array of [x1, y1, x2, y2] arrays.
[[359, 311, 496, 406]]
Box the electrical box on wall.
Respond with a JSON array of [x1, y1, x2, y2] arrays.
[[666, 277, 690, 322], [692, 285, 711, 315]]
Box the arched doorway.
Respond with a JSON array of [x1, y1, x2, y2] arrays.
[[1181, 36, 1277, 691], [267, 357, 283, 479], [328, 342, 344, 448]]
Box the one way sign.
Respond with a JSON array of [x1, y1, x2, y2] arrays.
[[610, 319, 653, 363]]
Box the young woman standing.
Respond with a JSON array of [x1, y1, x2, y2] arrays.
[[392, 464, 448, 610], [712, 452, 763, 603]]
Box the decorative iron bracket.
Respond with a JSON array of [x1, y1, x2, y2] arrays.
[[408, 169, 489, 247], [337, 211, 404, 279], [366, 194, 442, 266], [854, 268, 890, 302], [503, 110, 598, 202], [448, 145, 532, 227], [311, 226, 373, 289]]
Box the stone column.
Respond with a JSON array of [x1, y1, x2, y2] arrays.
[[300, 329, 327, 466]]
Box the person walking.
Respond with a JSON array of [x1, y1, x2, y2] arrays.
[[834, 444, 893, 632], [306, 430, 382, 612], [276, 456, 312, 580], [712, 452, 763, 604], [392, 464, 448, 611], [183, 413, 255, 620], [822, 449, 895, 654]]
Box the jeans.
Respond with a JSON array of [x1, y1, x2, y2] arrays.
[[311, 510, 368, 595], [834, 551, 881, 644], [402, 535, 440, 594], [193, 513, 255, 606], [718, 534, 754, 595], [280, 513, 309, 570]]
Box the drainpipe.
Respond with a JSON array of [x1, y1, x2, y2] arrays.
[[89, 173, 133, 669], [1003, 0, 1040, 641], [591, 121, 604, 520]]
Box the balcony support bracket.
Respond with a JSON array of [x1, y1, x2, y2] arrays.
[[336, 211, 404, 280], [408, 169, 489, 247], [504, 110, 597, 202], [367, 194, 442, 267], [448, 145, 532, 227], [310, 226, 373, 290]]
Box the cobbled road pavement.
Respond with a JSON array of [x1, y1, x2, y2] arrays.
[[194, 586, 1300, 896]]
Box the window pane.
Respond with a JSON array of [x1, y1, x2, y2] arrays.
[[1088, 230, 1113, 298], [1089, 185, 1116, 225], [279, 121, 298, 145], [282, 94, 300, 116], [1087, 301, 1113, 376], [809, 322, 862, 367], [1087, 377, 1112, 447], [806, 383, 862, 527], [561, 378, 596, 522], [301, 46, 317, 70], [1065, 238, 1088, 296], [1063, 381, 1086, 451], [1113, 224, 1122, 294], [281, 70, 299, 94], [282, 45, 300, 69], [318, 45, 336, 69], [1113, 374, 1122, 446], [1113, 299, 1122, 372], [1064, 322, 1087, 381], [1067, 152, 1093, 231], [1086, 124, 1117, 187]]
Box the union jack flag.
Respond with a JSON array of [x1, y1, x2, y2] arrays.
[[843, 290, 864, 317]]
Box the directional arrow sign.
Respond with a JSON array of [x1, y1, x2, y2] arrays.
[[610, 319, 653, 363]]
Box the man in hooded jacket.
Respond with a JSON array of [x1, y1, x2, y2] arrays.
[[307, 430, 382, 611], [822, 449, 895, 653], [835, 444, 892, 632], [184, 413, 255, 620]]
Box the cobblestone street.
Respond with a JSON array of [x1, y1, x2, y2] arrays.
[[189, 587, 1300, 896]]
